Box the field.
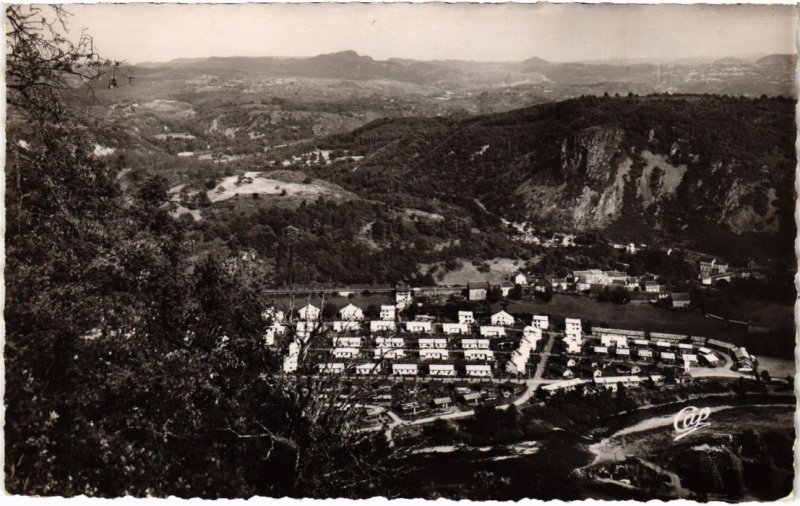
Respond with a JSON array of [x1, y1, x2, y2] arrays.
[[425, 257, 525, 285], [499, 294, 794, 359]]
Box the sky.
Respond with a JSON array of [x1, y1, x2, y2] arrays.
[[60, 2, 798, 64]]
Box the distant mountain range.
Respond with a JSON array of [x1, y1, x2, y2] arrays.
[[136, 50, 796, 96]]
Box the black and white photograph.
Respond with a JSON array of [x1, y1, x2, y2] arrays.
[[4, 1, 798, 501]]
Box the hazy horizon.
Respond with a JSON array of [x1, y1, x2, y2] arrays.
[[61, 3, 797, 65]]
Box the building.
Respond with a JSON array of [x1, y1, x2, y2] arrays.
[[420, 349, 449, 360], [532, 315, 549, 330], [418, 338, 448, 349], [615, 348, 631, 358], [732, 347, 754, 372], [318, 362, 346, 374], [332, 347, 359, 359], [514, 272, 528, 286], [636, 349, 653, 360], [264, 321, 286, 346], [432, 397, 453, 409], [565, 318, 582, 337], [593, 346, 609, 355], [506, 349, 530, 375], [458, 310, 475, 325], [461, 338, 490, 349], [405, 321, 432, 334], [699, 257, 730, 279], [551, 278, 570, 291], [429, 364, 457, 377], [541, 378, 588, 394], [374, 348, 405, 360], [332, 320, 360, 333], [332, 336, 362, 348], [464, 349, 495, 361], [466, 364, 493, 378], [490, 310, 514, 326], [338, 303, 364, 321], [601, 334, 628, 349], [643, 281, 661, 293], [392, 363, 418, 376], [370, 320, 396, 333], [479, 325, 506, 337], [500, 281, 515, 297], [379, 305, 396, 321], [283, 352, 299, 374], [262, 307, 286, 324], [295, 321, 317, 341], [442, 323, 469, 335], [468, 281, 490, 301], [355, 363, 380, 375], [375, 336, 404, 349], [298, 304, 321, 321], [670, 292, 691, 308], [660, 351, 676, 362], [521, 326, 542, 349], [395, 284, 413, 310], [550, 363, 574, 378]]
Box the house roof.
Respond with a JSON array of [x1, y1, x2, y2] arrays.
[[468, 281, 490, 290]]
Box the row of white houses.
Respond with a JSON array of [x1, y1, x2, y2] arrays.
[[316, 362, 494, 378]]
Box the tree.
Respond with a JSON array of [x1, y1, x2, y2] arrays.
[[760, 369, 771, 383], [487, 286, 503, 304]]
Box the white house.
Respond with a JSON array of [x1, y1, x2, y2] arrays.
[[379, 305, 396, 321], [262, 307, 286, 324], [593, 346, 609, 354], [466, 364, 492, 378], [700, 353, 720, 366], [318, 362, 346, 374], [464, 349, 495, 361], [338, 303, 364, 321], [332, 320, 360, 332], [283, 354, 298, 373], [601, 335, 628, 349], [522, 326, 542, 349], [405, 321, 432, 334], [332, 347, 359, 359], [296, 321, 317, 341], [355, 363, 380, 375], [563, 337, 581, 354], [429, 364, 457, 377], [490, 310, 514, 326], [374, 347, 405, 360], [370, 320, 396, 333], [395, 285, 413, 310], [637, 349, 653, 359], [458, 311, 475, 325], [392, 363, 418, 376], [514, 272, 528, 286], [298, 304, 321, 321], [419, 348, 449, 360], [375, 337, 404, 349], [532, 315, 549, 330], [479, 326, 506, 337], [565, 318, 582, 337], [264, 321, 286, 346], [615, 348, 631, 357], [506, 349, 530, 375], [660, 351, 676, 361], [442, 323, 469, 335], [644, 281, 661, 293], [332, 336, 362, 348], [461, 338, 490, 349], [418, 338, 447, 349]]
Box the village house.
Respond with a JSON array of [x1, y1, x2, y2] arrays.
[[264, 321, 285, 346], [467, 281, 490, 301], [593, 346, 609, 355], [298, 303, 321, 321], [532, 314, 549, 330], [466, 364, 493, 378], [600, 334, 628, 349], [418, 338, 448, 349], [379, 305, 396, 321], [490, 310, 515, 326], [549, 363, 574, 378], [338, 303, 364, 321], [615, 348, 631, 358], [375, 336, 404, 349], [660, 351, 676, 362], [405, 321, 433, 334], [464, 349, 495, 361], [283, 342, 300, 373], [461, 392, 483, 404], [700, 352, 720, 366], [432, 397, 453, 409], [442, 322, 469, 335], [522, 326, 542, 348], [565, 317, 582, 337], [461, 338, 490, 349], [732, 347, 754, 372], [514, 272, 528, 286], [395, 284, 413, 310], [500, 280, 515, 297], [332, 336, 362, 348], [458, 310, 475, 325], [262, 307, 286, 324], [332, 348, 359, 359], [506, 349, 530, 375], [429, 364, 457, 377], [392, 363, 418, 376], [593, 375, 644, 391], [643, 280, 661, 293], [295, 321, 317, 341], [355, 362, 381, 375], [479, 325, 506, 337], [370, 320, 396, 333], [374, 347, 405, 360], [419, 348, 449, 360], [541, 378, 588, 395], [317, 362, 346, 374], [551, 277, 570, 291], [332, 320, 360, 332]]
